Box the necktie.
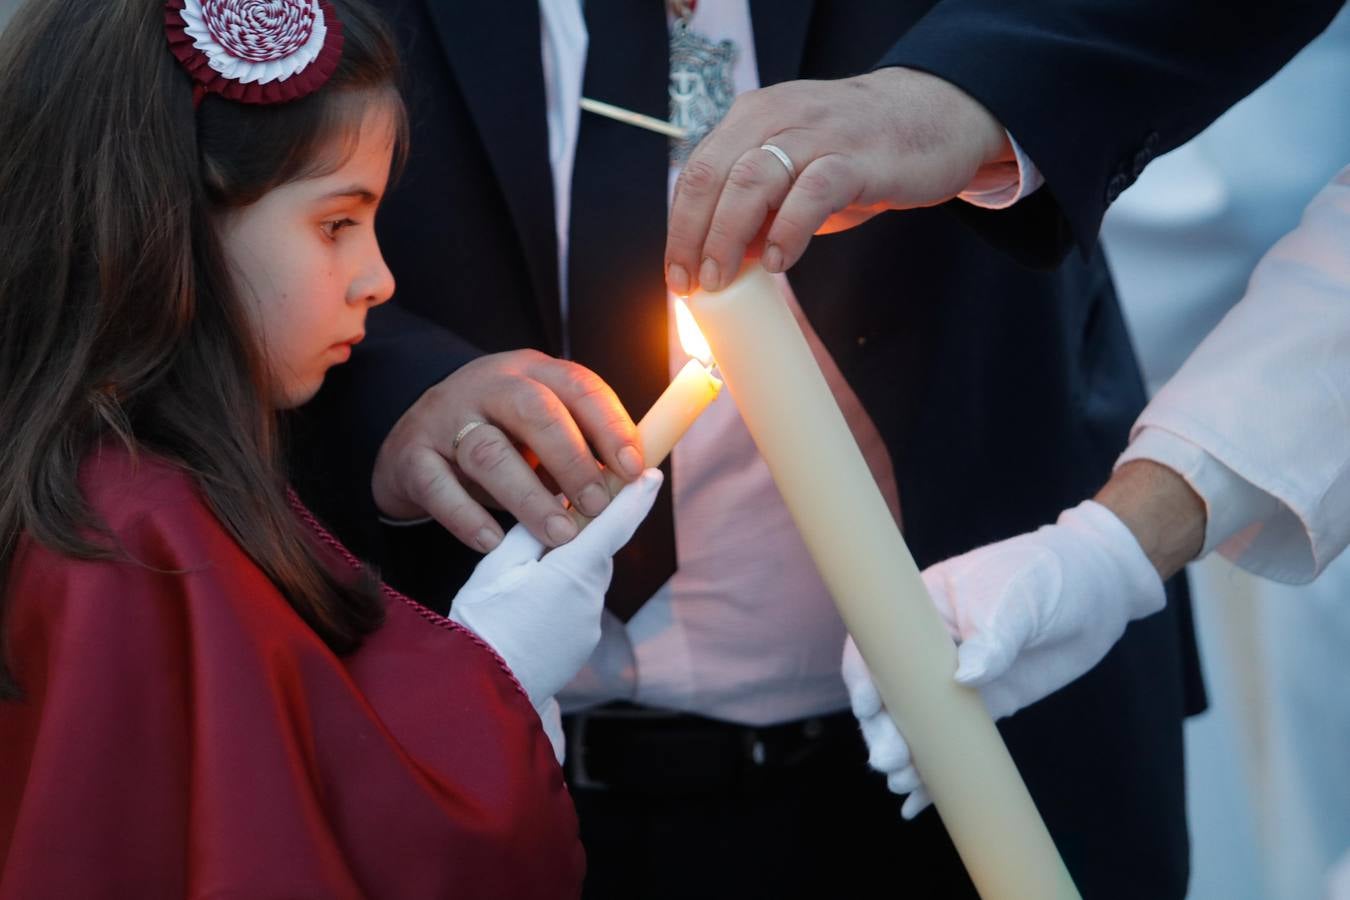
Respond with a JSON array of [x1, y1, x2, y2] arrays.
[[568, 0, 676, 622]]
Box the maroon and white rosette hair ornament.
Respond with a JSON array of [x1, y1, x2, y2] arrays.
[[165, 0, 344, 105]]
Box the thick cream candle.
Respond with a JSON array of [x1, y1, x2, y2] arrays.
[[686, 265, 1079, 900]]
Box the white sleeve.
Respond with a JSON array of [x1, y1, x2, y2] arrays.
[[957, 131, 1045, 210], [1116, 427, 1302, 575], [1117, 164, 1350, 583]]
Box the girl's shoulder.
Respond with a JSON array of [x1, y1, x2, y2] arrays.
[[12, 443, 277, 610], [8, 445, 307, 679], [76, 442, 210, 535]]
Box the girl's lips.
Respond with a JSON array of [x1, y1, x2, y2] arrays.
[[327, 332, 364, 362]]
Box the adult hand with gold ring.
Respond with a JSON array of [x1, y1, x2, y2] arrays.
[[664, 67, 1015, 294], [372, 349, 645, 553], [451, 419, 486, 454]]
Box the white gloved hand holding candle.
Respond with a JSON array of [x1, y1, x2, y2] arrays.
[[843, 499, 1166, 817], [449, 470, 663, 760]]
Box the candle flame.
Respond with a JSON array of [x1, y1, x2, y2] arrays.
[[675, 298, 713, 366]]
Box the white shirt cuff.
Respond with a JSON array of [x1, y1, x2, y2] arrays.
[[1115, 427, 1317, 580], [1117, 427, 1277, 556], [957, 131, 1045, 210]]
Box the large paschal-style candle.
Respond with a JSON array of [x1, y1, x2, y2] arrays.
[[686, 265, 1079, 900]]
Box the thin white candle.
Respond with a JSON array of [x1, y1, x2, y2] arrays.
[[633, 358, 721, 465], [569, 300, 720, 526], [686, 265, 1080, 900]]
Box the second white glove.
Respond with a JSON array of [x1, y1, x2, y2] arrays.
[[843, 499, 1165, 817], [450, 469, 663, 710]]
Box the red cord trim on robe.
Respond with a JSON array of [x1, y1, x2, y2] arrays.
[[286, 490, 532, 702]]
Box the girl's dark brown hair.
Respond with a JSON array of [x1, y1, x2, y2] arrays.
[[0, 0, 409, 698]]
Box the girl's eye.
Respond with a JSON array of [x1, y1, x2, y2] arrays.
[[320, 218, 358, 240]]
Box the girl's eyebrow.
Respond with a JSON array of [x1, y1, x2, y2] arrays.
[[318, 185, 380, 204]]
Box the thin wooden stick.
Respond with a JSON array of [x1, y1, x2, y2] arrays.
[[580, 97, 688, 139]]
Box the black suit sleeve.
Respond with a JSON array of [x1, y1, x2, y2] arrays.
[[877, 0, 1344, 265], [289, 301, 481, 562]]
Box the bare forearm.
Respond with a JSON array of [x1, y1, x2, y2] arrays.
[[1094, 460, 1206, 580]]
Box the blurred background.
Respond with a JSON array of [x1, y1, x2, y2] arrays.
[[1101, 6, 1350, 898], [0, 0, 1345, 896]]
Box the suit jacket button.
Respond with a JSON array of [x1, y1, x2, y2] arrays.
[[1106, 173, 1128, 203], [1132, 149, 1151, 178]]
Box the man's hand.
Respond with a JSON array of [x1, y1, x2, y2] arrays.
[[664, 67, 1012, 294], [372, 350, 645, 552], [841, 498, 1170, 818]]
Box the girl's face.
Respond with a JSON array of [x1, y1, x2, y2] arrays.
[[219, 102, 398, 409]]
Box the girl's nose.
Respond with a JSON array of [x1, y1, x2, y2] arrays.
[[350, 246, 395, 307]]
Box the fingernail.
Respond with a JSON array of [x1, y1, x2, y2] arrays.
[[577, 482, 610, 517], [475, 527, 501, 552], [618, 445, 644, 478], [545, 513, 577, 545], [762, 243, 783, 272], [667, 262, 690, 296], [699, 257, 720, 291]]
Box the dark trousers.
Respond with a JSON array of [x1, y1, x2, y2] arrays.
[[562, 704, 979, 900]]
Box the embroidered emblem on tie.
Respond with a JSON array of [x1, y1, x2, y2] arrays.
[[668, 12, 737, 164]]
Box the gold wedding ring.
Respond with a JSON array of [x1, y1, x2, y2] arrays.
[[451, 420, 486, 452]]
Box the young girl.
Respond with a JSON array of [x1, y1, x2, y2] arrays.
[[0, 1, 658, 896]]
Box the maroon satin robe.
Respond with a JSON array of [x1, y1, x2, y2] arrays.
[[0, 448, 584, 898]]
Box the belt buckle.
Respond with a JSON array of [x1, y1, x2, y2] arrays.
[[565, 712, 609, 791]]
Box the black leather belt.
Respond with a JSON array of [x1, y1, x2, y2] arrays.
[[561, 702, 858, 795]]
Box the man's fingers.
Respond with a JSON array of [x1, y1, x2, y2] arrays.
[[479, 369, 615, 518], [695, 144, 795, 291], [452, 420, 579, 548], [665, 95, 779, 293], [526, 358, 644, 487], [764, 154, 861, 273], [399, 447, 504, 552], [666, 157, 729, 295]]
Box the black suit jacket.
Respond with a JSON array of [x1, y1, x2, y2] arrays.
[[291, 2, 1342, 896]]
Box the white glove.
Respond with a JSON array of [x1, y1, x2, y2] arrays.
[[450, 469, 662, 757], [842, 499, 1165, 817]]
